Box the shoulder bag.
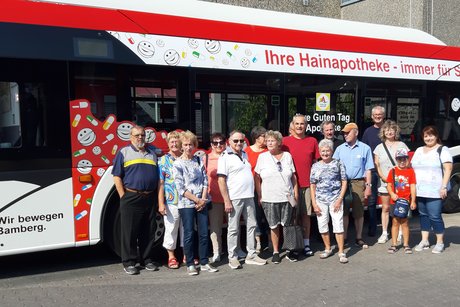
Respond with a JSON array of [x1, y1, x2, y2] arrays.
[[282, 206, 304, 251]]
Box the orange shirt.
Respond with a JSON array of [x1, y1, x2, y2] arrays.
[[245, 145, 267, 175], [205, 152, 224, 203]]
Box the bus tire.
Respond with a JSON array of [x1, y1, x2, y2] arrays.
[[102, 189, 166, 257]]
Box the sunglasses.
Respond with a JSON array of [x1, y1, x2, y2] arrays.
[[212, 141, 225, 146], [276, 161, 283, 172], [232, 139, 245, 144], [396, 157, 408, 161]]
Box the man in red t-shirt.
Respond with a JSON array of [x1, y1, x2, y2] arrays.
[[282, 114, 320, 257]]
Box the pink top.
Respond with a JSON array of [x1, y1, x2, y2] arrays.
[[205, 152, 224, 203]]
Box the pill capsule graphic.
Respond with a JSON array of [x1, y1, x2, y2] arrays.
[[73, 194, 81, 207], [75, 210, 88, 220], [73, 148, 86, 157], [125, 33, 135, 44], [72, 114, 81, 127], [101, 155, 110, 164], [82, 184, 93, 191], [111, 144, 118, 155], [181, 51, 187, 59], [102, 115, 115, 130], [72, 101, 89, 109], [233, 44, 239, 50], [86, 198, 92, 205], [102, 134, 114, 144], [86, 115, 98, 126], [192, 51, 205, 60]]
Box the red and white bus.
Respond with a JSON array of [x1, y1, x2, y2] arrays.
[[1, 0, 460, 257]]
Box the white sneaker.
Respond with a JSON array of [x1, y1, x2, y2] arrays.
[[210, 253, 221, 264], [245, 255, 267, 266], [228, 257, 242, 270], [432, 243, 444, 254], [377, 233, 388, 244], [415, 240, 430, 252], [201, 263, 219, 272]]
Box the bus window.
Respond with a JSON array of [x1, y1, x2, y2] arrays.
[[225, 94, 268, 136], [0, 82, 20, 148], [132, 86, 178, 127]]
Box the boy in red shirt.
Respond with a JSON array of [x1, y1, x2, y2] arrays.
[[386, 148, 417, 254]]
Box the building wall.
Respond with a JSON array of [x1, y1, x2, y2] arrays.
[[200, 0, 340, 18]]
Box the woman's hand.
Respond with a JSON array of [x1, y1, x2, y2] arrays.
[[313, 204, 322, 216], [158, 203, 167, 216], [440, 187, 448, 199], [195, 198, 206, 211], [333, 198, 342, 213]]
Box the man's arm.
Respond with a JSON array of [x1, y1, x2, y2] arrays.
[[218, 175, 233, 213]]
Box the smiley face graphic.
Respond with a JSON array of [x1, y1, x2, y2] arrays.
[[92, 146, 102, 155], [137, 41, 155, 58], [188, 39, 199, 49], [205, 40, 221, 54], [77, 128, 96, 146], [164, 49, 180, 66], [77, 159, 93, 174], [240, 57, 250, 68], [452, 98, 460, 112], [144, 128, 156, 143], [117, 122, 133, 141], [96, 168, 106, 177]]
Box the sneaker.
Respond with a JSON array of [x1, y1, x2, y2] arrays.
[[338, 253, 348, 264], [271, 253, 281, 264], [355, 239, 369, 249], [432, 243, 444, 254], [210, 253, 221, 264], [123, 265, 139, 275], [377, 233, 389, 244], [201, 263, 219, 273], [415, 240, 430, 252], [245, 255, 267, 265], [144, 262, 159, 271], [236, 249, 247, 260], [285, 251, 299, 262], [187, 265, 199, 276], [228, 257, 242, 270], [303, 245, 313, 257]]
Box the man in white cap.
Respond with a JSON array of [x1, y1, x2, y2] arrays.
[[333, 123, 374, 249]]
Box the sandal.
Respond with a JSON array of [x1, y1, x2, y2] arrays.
[[319, 249, 333, 259], [303, 246, 313, 257], [338, 253, 348, 264], [404, 246, 413, 254], [168, 258, 179, 269], [387, 245, 398, 254]]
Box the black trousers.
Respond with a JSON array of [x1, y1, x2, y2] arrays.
[[120, 191, 157, 267]]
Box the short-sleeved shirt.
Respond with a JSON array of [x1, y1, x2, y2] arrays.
[[386, 166, 416, 202], [158, 153, 179, 206], [172, 156, 208, 209], [411, 145, 453, 198], [245, 145, 267, 175], [254, 151, 296, 203], [333, 141, 374, 180], [282, 135, 320, 188], [205, 152, 224, 203], [217, 147, 254, 200], [362, 125, 381, 152], [374, 141, 409, 193], [112, 144, 158, 191], [310, 159, 347, 203]]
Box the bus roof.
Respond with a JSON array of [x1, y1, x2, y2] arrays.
[[2, 0, 459, 61]]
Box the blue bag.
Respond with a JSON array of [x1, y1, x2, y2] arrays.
[[393, 198, 410, 218]]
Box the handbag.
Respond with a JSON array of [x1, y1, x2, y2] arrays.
[[282, 207, 304, 251], [343, 180, 353, 212]]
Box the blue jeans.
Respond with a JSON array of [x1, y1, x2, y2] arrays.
[[417, 197, 445, 234], [367, 170, 378, 236], [180, 207, 209, 266]]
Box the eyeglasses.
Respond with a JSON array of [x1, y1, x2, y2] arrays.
[[232, 139, 245, 144], [396, 157, 408, 161], [276, 161, 283, 172], [211, 140, 225, 146], [132, 133, 145, 138]]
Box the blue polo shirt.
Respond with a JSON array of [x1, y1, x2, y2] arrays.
[[112, 144, 159, 191], [333, 140, 374, 180]]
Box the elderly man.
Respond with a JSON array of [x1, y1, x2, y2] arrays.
[[112, 125, 159, 275], [333, 123, 374, 249], [218, 130, 267, 269], [361, 106, 385, 237], [282, 114, 320, 258]]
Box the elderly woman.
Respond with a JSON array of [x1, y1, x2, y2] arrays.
[[310, 139, 348, 264], [158, 131, 183, 269], [205, 132, 227, 263], [254, 130, 299, 264], [173, 131, 218, 275], [373, 120, 409, 244], [411, 126, 452, 254]]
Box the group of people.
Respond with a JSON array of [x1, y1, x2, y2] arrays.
[[112, 106, 452, 276]]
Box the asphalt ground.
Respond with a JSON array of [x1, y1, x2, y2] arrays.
[[1, 213, 460, 307]]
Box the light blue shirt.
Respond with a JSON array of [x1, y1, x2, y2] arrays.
[[333, 140, 374, 180]]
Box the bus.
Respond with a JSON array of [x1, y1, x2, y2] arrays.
[[1, 0, 460, 257]]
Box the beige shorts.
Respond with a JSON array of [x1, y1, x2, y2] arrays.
[[344, 180, 365, 218], [298, 187, 312, 216]]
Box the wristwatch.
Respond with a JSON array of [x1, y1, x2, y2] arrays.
[[365, 183, 372, 187]]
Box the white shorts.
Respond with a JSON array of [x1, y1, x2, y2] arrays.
[[162, 204, 184, 250], [315, 199, 344, 234]]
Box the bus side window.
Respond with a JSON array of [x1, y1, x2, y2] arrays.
[[0, 82, 21, 148]]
